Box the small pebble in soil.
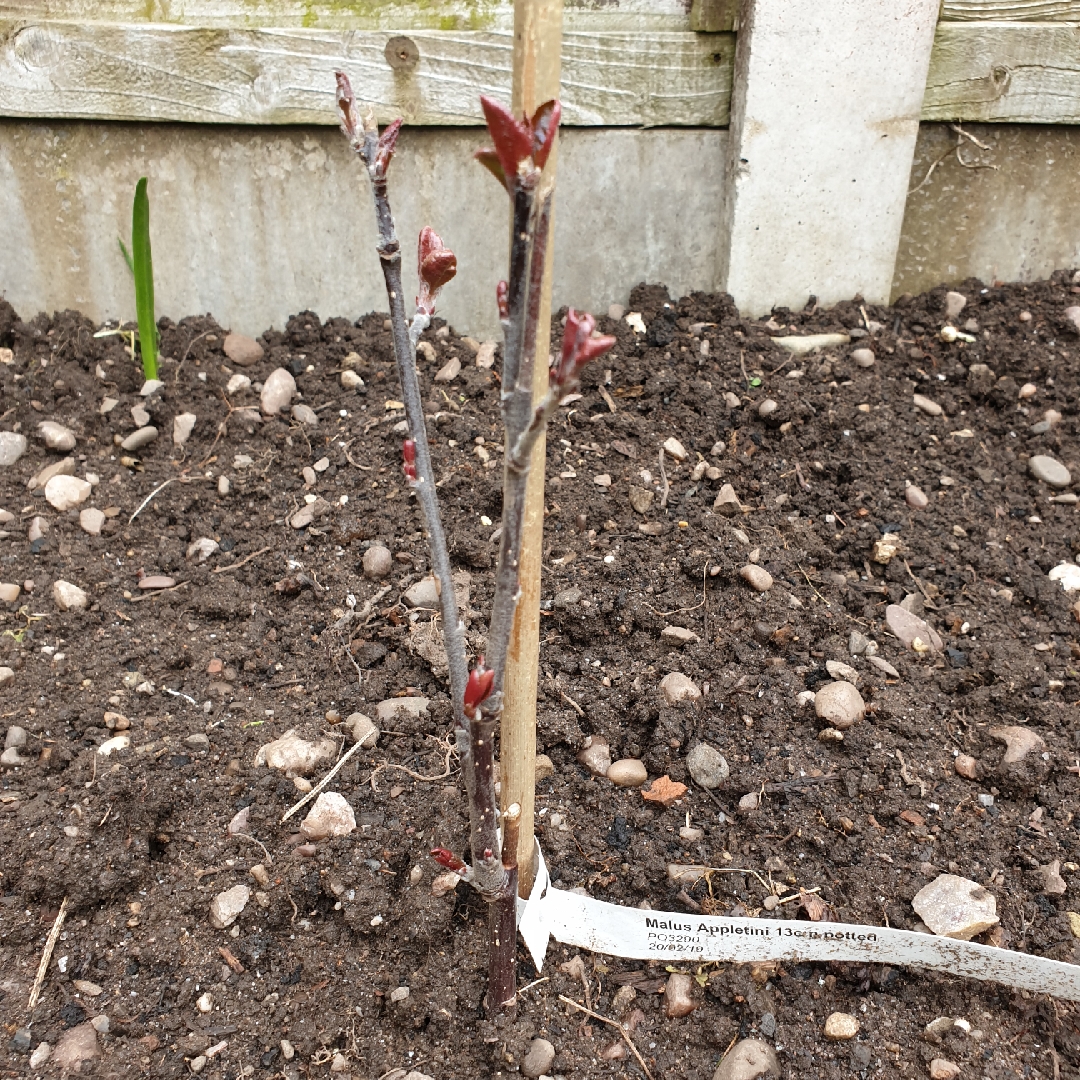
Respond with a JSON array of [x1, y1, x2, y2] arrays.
[[121, 425, 158, 451], [1028, 454, 1071, 489], [661, 625, 698, 645], [363, 544, 393, 579], [665, 972, 697, 1017], [912, 873, 998, 939], [434, 356, 460, 382], [300, 792, 356, 839], [823, 1012, 859, 1041], [954, 754, 978, 779], [913, 393, 943, 417], [226, 373, 251, 395], [224, 333, 264, 366], [51, 1024, 99, 1070], [905, 484, 928, 510], [885, 603, 943, 652], [757, 399, 777, 418], [1039, 860, 1067, 895], [97, 735, 130, 756], [45, 474, 91, 511], [139, 575, 175, 590], [738, 792, 759, 812], [712, 1038, 780, 1080], [660, 672, 701, 704], [256, 730, 337, 774], [929, 1060, 961, 1080], [344, 712, 379, 747], [663, 436, 687, 461], [739, 564, 773, 591], [187, 537, 219, 562], [29, 1042, 51, 1068], [173, 412, 196, 445], [261, 368, 297, 415], [989, 725, 1045, 763], [209, 885, 250, 929], [814, 680, 864, 730], [0, 583, 20, 603], [577, 735, 611, 777], [79, 507, 105, 536], [53, 580, 88, 611], [714, 483, 741, 516], [39, 420, 76, 451], [217, 475, 230, 496], [607, 759, 648, 787], [522, 1038, 555, 1078], [825, 659, 859, 684], [967, 363, 996, 395], [867, 655, 899, 678], [851, 347, 875, 368], [0, 431, 27, 467], [686, 743, 729, 788]]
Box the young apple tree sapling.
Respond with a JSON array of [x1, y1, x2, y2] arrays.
[[336, 72, 614, 1012]]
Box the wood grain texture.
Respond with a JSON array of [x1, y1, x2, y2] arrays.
[[923, 23, 1080, 123], [941, 0, 1080, 22], [0, 22, 734, 126], [0, 0, 692, 31]]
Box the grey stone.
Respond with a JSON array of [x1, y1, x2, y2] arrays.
[[966, 363, 996, 395], [577, 736, 611, 777], [291, 403, 318, 426], [848, 630, 870, 655], [0, 667, 14, 689], [851, 347, 875, 368], [739, 564, 773, 592], [374, 697, 430, 723], [913, 393, 943, 416], [362, 545, 393, 579], [945, 290, 966, 320], [687, 743, 729, 789], [79, 507, 105, 536], [553, 587, 583, 609], [814, 681, 864, 730], [173, 412, 197, 446], [261, 368, 296, 415], [51, 1023, 99, 1070], [662, 625, 699, 645], [885, 603, 943, 652], [38, 421, 76, 451], [522, 1038, 555, 1079], [607, 759, 648, 787], [300, 792, 356, 840], [209, 884, 250, 929], [714, 483, 741, 516], [44, 474, 90, 511], [989, 725, 1045, 764], [255, 730, 337, 775], [906, 484, 929, 509], [28, 457, 74, 490], [659, 672, 701, 704], [4, 725, 27, 749], [712, 1038, 780, 1080], [0, 431, 27, 467], [912, 874, 998, 940], [404, 575, 440, 609], [52, 580, 88, 611], [344, 712, 379, 747], [187, 537, 219, 562], [1029, 454, 1071, 489]]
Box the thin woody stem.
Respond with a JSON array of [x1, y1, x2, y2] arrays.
[[488, 802, 521, 1014]]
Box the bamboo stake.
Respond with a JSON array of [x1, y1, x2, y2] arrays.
[[504, 0, 564, 898]]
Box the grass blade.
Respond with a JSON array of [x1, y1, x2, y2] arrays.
[[131, 177, 157, 381]]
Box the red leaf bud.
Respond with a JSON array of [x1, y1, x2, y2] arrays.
[[553, 309, 615, 388], [402, 438, 418, 481], [335, 71, 360, 144], [430, 847, 466, 873], [463, 656, 495, 718], [374, 118, 402, 177], [416, 227, 457, 315]]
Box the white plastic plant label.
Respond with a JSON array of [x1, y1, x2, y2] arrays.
[[517, 845, 1080, 1001]]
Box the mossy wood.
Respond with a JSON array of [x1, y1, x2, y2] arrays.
[[0, 22, 734, 127]]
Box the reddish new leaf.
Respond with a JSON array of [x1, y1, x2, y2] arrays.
[[480, 95, 532, 182], [474, 148, 509, 192], [416, 227, 457, 315], [335, 71, 361, 143], [431, 847, 467, 873], [552, 308, 616, 388], [402, 438, 417, 481], [530, 99, 561, 170]]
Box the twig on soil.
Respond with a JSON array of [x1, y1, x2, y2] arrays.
[[895, 750, 927, 798], [280, 739, 366, 824], [517, 976, 550, 997], [739, 349, 750, 389], [129, 476, 195, 523], [559, 691, 585, 717], [163, 688, 198, 705], [213, 545, 275, 575], [658, 447, 670, 509], [232, 831, 274, 865], [558, 996, 654, 1080], [369, 738, 456, 792], [28, 896, 69, 1010], [175, 328, 213, 383]]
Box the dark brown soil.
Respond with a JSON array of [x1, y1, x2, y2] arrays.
[[2, 272, 1080, 1080]]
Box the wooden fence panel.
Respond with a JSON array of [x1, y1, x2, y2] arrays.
[[0, 22, 734, 126]]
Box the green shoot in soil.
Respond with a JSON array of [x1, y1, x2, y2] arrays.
[[119, 177, 158, 381]]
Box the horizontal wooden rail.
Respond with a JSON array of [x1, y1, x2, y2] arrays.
[[924, 22, 1080, 124], [941, 0, 1079, 21], [0, 23, 734, 126]]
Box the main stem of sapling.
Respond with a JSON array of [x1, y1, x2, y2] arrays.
[[336, 72, 613, 1012]]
